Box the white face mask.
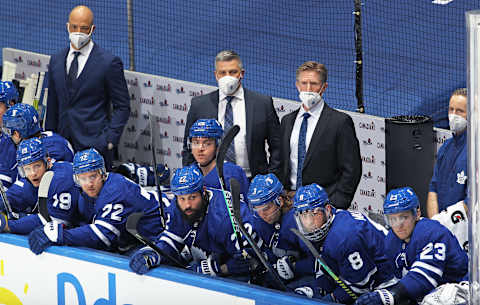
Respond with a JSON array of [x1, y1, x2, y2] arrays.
[[218, 76, 240, 96], [299, 91, 323, 110], [448, 114, 467, 134], [68, 25, 92, 50]]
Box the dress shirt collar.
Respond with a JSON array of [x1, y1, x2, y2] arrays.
[[297, 97, 325, 121], [68, 39, 94, 58], [219, 85, 244, 103]]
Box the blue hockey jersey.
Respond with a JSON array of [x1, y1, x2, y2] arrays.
[[273, 209, 316, 277], [0, 133, 17, 189], [385, 218, 468, 302], [8, 162, 81, 234], [41, 131, 74, 163], [199, 162, 249, 201], [62, 173, 162, 253], [311, 210, 395, 304], [153, 187, 258, 276]]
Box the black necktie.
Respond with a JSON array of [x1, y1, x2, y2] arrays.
[[224, 96, 236, 163], [68, 51, 80, 83], [297, 112, 311, 189]]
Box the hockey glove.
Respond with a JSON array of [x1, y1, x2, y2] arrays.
[[276, 255, 296, 280], [0, 213, 8, 233], [129, 247, 161, 275], [28, 221, 64, 255], [354, 289, 394, 305], [189, 256, 221, 276], [294, 286, 314, 298], [189, 253, 250, 277], [421, 281, 469, 305]]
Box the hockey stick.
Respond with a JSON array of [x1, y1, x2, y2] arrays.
[[290, 228, 358, 300], [216, 125, 244, 250], [0, 179, 17, 220], [126, 212, 185, 268], [38, 171, 54, 223], [230, 178, 289, 291], [148, 111, 166, 228]]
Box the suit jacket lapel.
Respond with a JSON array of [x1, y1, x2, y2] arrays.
[[244, 88, 253, 156], [210, 90, 220, 119], [285, 109, 299, 160], [75, 44, 99, 85], [303, 104, 331, 169], [60, 48, 70, 102]]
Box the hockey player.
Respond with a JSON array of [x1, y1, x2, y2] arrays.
[[247, 173, 306, 288], [247, 174, 318, 289], [129, 165, 256, 280], [28, 148, 162, 254], [290, 183, 397, 304], [113, 162, 170, 189], [0, 138, 80, 234], [3, 103, 74, 163], [188, 119, 249, 200], [354, 187, 468, 305], [0, 81, 20, 188]]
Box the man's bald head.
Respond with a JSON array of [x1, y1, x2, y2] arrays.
[[69, 6, 94, 26]]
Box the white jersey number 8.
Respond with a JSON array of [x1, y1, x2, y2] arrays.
[[348, 251, 364, 270]]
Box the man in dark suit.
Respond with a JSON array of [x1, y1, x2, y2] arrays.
[[182, 50, 281, 179], [45, 5, 130, 170], [280, 61, 361, 209]]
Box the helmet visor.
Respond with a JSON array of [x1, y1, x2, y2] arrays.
[[74, 170, 104, 187], [294, 207, 326, 234]]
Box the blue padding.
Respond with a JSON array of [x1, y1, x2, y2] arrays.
[[0, 233, 338, 305]]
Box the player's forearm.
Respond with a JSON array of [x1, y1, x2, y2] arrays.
[[8, 215, 42, 235], [426, 192, 439, 218], [63, 226, 109, 250]]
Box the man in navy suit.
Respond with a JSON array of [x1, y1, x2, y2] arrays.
[[45, 5, 130, 170], [182, 50, 281, 179], [280, 61, 361, 209]]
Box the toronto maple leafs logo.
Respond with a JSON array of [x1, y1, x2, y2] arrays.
[[456, 170, 467, 185]]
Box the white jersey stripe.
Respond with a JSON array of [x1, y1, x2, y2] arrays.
[[94, 220, 121, 237], [412, 261, 443, 277], [90, 224, 111, 247]]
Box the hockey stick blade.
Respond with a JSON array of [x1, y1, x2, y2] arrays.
[[216, 124, 240, 182], [290, 228, 357, 300], [126, 212, 185, 268], [230, 178, 289, 292], [38, 171, 54, 223], [148, 111, 166, 228], [0, 179, 16, 220]]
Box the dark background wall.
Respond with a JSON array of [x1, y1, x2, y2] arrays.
[[1, 1, 477, 127]]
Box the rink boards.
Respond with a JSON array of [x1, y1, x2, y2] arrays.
[[0, 234, 334, 305]]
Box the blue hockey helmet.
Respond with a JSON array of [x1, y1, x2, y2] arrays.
[[156, 163, 170, 184], [0, 81, 19, 106], [293, 183, 331, 213], [189, 119, 223, 141], [171, 165, 204, 196], [16, 138, 47, 177], [248, 173, 283, 208], [383, 187, 419, 215], [73, 148, 106, 186], [293, 183, 333, 242], [3, 103, 41, 138]]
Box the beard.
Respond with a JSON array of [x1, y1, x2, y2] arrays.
[[178, 201, 207, 224]]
